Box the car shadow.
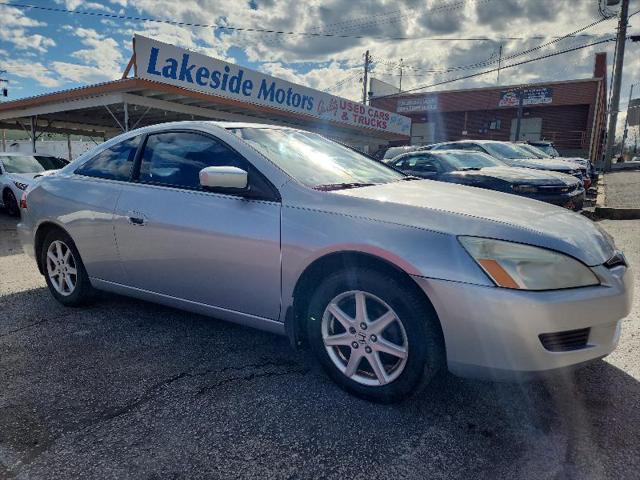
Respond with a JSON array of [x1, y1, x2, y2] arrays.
[[1, 286, 638, 479]]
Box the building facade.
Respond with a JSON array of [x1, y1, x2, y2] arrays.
[[371, 53, 608, 162]]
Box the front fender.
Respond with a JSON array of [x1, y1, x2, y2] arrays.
[[280, 204, 491, 310]]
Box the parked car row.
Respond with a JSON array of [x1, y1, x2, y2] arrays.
[[389, 150, 585, 210], [379, 139, 594, 211], [15, 122, 633, 403]]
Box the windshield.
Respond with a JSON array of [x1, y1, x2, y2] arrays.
[[232, 128, 405, 188], [1, 155, 67, 174], [517, 144, 548, 158], [482, 142, 539, 160], [534, 144, 560, 157], [437, 151, 504, 169]]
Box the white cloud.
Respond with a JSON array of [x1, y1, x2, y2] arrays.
[[0, 5, 56, 53], [55, 0, 114, 12], [0, 58, 63, 88], [50, 28, 125, 83]]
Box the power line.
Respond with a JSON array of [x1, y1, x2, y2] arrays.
[[374, 37, 617, 100], [1, 0, 589, 43], [374, 14, 621, 76]]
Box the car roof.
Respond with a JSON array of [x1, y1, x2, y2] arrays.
[[447, 139, 505, 144], [399, 149, 476, 155], [209, 121, 295, 130]]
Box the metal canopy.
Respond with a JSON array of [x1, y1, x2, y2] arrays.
[[0, 78, 407, 147]]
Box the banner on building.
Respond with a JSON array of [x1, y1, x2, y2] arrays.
[[499, 87, 553, 107], [134, 35, 411, 136], [397, 95, 438, 113]]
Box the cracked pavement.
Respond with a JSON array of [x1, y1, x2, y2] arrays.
[[0, 214, 639, 479]]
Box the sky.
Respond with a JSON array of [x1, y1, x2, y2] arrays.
[[0, 0, 639, 137]]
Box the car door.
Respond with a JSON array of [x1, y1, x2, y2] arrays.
[[113, 130, 282, 320], [65, 135, 141, 282]]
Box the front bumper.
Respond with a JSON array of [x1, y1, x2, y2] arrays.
[[17, 220, 36, 261], [412, 264, 633, 380], [519, 188, 585, 211]]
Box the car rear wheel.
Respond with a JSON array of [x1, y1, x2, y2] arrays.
[[306, 268, 444, 403], [3, 189, 19, 217], [41, 229, 94, 306]]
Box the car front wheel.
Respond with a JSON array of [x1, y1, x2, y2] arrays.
[[41, 229, 94, 306], [306, 268, 444, 403]]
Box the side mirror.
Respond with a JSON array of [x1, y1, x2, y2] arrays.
[[199, 166, 248, 190]]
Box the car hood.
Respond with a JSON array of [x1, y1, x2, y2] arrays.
[[559, 156, 589, 167], [450, 166, 579, 185], [502, 157, 580, 171], [332, 180, 614, 266], [7, 170, 58, 183]]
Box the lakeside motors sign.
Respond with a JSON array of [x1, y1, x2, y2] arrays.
[[499, 87, 553, 107], [134, 35, 411, 136]]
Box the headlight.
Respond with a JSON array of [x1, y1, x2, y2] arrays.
[[511, 184, 538, 193], [459, 237, 599, 290], [13, 181, 29, 191]]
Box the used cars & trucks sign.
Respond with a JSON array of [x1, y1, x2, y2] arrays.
[[134, 35, 411, 136]]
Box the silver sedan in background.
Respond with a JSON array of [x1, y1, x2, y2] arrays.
[[17, 122, 633, 403]]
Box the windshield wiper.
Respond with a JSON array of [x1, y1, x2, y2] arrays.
[[459, 167, 482, 171], [313, 182, 378, 191], [401, 176, 422, 181]]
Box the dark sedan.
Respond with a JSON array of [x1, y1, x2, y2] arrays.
[[390, 150, 585, 210]]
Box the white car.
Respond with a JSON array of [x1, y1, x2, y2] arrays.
[[0, 153, 68, 217]]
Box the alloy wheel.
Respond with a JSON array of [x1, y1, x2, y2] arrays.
[[321, 290, 409, 387], [46, 240, 78, 296]]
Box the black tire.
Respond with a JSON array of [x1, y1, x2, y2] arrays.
[[3, 189, 19, 217], [40, 229, 94, 306], [306, 268, 444, 403]]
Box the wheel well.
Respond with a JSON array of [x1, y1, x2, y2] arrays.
[[290, 251, 443, 350], [2, 187, 14, 200], [34, 222, 67, 274]]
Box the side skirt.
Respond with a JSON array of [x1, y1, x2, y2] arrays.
[[90, 278, 287, 336]]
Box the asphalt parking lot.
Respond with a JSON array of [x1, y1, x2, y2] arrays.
[[1, 213, 638, 480]]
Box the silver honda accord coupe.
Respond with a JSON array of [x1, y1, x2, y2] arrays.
[[17, 121, 633, 403]]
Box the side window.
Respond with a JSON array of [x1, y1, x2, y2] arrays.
[[412, 155, 440, 172], [76, 136, 140, 181], [432, 143, 453, 151], [393, 158, 406, 168], [138, 132, 247, 189], [465, 144, 483, 152]]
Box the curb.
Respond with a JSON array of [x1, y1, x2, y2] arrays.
[[594, 173, 640, 220]]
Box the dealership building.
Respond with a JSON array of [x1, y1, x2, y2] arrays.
[[371, 53, 609, 162], [0, 35, 410, 157]]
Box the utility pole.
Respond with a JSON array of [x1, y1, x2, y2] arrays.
[[497, 45, 503, 85], [514, 87, 524, 141], [603, 0, 630, 171], [399, 58, 403, 92], [362, 50, 371, 105], [620, 82, 636, 156]]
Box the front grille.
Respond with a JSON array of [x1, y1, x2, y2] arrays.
[[539, 328, 590, 352], [537, 184, 578, 194]]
